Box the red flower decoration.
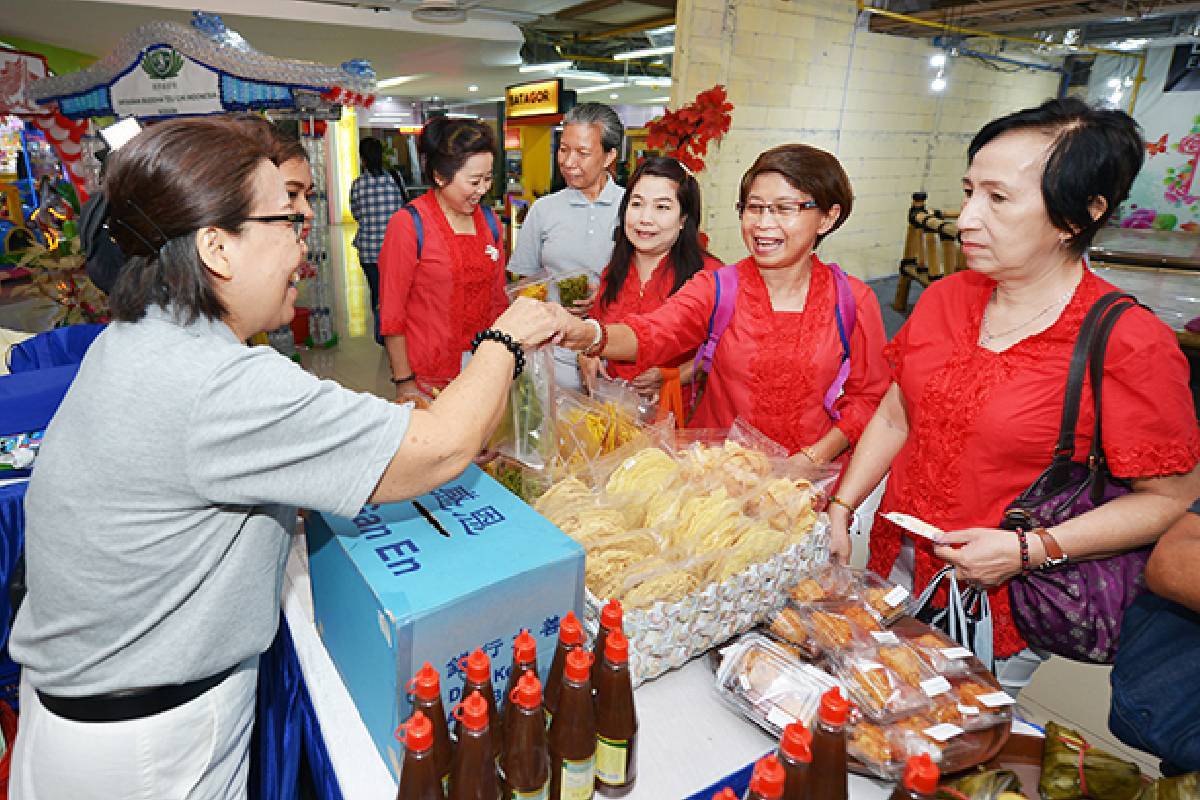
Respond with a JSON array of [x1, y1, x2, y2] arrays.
[[645, 85, 734, 174]]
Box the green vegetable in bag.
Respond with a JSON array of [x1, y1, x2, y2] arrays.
[[1040, 721, 1142, 800], [936, 768, 1022, 800], [1139, 772, 1198, 800], [556, 275, 591, 308]]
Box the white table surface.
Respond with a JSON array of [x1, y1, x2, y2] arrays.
[[282, 535, 1036, 800]]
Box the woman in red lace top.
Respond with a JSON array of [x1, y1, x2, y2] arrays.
[[830, 98, 1200, 694], [579, 157, 722, 413], [559, 144, 889, 462], [379, 117, 508, 400]]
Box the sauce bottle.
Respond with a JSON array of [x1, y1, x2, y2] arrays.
[[713, 790, 739, 800], [408, 662, 453, 789], [778, 721, 812, 800], [457, 649, 503, 748], [501, 672, 551, 800], [547, 648, 596, 800], [809, 688, 849, 800], [744, 754, 786, 800], [504, 630, 540, 734], [593, 629, 637, 797], [396, 710, 448, 800], [449, 690, 500, 800], [544, 612, 584, 726], [591, 599, 622, 690], [888, 753, 939, 800]]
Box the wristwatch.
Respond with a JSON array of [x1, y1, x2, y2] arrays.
[[1032, 527, 1069, 571]]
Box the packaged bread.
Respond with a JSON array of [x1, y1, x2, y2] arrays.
[[949, 672, 1014, 731], [897, 629, 974, 676], [795, 602, 879, 654], [715, 633, 844, 735], [835, 646, 932, 723], [787, 563, 858, 605], [854, 570, 912, 625], [764, 606, 819, 661]]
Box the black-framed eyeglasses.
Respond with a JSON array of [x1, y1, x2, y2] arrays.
[[244, 212, 306, 242], [736, 200, 821, 220]]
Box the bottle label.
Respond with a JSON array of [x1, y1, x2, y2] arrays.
[[510, 782, 550, 800], [559, 755, 595, 800], [594, 735, 629, 785]]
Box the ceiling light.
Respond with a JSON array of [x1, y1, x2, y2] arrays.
[[559, 70, 613, 83], [1111, 38, 1150, 51], [609, 93, 619, 99], [519, 61, 571, 73], [929, 53, 946, 68], [631, 77, 672, 88], [575, 82, 625, 94], [613, 45, 674, 61], [646, 24, 676, 36], [931, 75, 946, 92], [377, 75, 421, 89], [643, 96, 670, 103], [468, 85, 479, 92], [1107, 77, 1122, 88]]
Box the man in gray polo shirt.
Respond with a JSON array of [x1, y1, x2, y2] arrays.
[[510, 102, 625, 389]]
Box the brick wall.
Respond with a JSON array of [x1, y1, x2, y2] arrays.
[[672, 0, 1063, 278]]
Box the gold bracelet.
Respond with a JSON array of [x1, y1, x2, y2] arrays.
[[798, 445, 824, 465], [829, 495, 857, 514]]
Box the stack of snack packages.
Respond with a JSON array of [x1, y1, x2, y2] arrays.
[[394, 607, 638, 800], [716, 563, 1016, 780]]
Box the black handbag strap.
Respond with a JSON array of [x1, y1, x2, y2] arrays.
[[1085, 295, 1139, 469], [1050, 291, 1137, 464]]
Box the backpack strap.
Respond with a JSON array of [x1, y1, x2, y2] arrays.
[[687, 264, 738, 423], [823, 261, 857, 422], [403, 204, 424, 259], [481, 206, 501, 246]]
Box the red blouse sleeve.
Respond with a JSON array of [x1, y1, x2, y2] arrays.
[[1100, 306, 1200, 478], [625, 269, 718, 372], [378, 209, 418, 336], [833, 278, 890, 444]]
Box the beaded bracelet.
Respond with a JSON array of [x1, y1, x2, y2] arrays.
[[471, 328, 525, 379], [583, 318, 608, 357], [1016, 528, 1031, 574]]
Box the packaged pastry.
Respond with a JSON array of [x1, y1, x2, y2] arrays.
[[848, 720, 944, 779], [835, 646, 933, 723], [897, 629, 974, 676], [796, 603, 880, 654], [853, 570, 912, 625], [764, 606, 819, 661], [874, 643, 935, 689], [949, 672, 1014, 731], [505, 271, 551, 302], [715, 634, 844, 734], [787, 562, 857, 604]]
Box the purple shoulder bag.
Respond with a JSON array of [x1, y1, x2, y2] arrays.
[[1000, 291, 1150, 664]]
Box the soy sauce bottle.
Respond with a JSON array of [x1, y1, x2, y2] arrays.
[[396, 710, 447, 800], [593, 629, 636, 797], [544, 612, 584, 726], [888, 754, 939, 800], [408, 662, 453, 789], [547, 648, 596, 800], [591, 600, 622, 690], [449, 691, 500, 800], [501, 672, 551, 800], [744, 754, 786, 800], [504, 630, 539, 735], [809, 688, 849, 800], [778, 721, 812, 800], [457, 649, 503, 748], [713, 790, 739, 800]]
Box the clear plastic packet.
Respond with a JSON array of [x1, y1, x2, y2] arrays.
[[795, 602, 880, 655], [771, 455, 844, 508], [658, 485, 750, 556], [553, 388, 653, 481], [849, 718, 950, 780], [702, 518, 791, 585], [741, 473, 820, 539], [676, 439, 776, 498], [614, 549, 708, 610], [505, 270, 551, 302], [869, 642, 940, 691], [727, 416, 789, 459], [715, 633, 844, 734], [895, 629, 975, 676], [582, 527, 667, 603], [597, 444, 682, 529], [552, 270, 594, 309], [764, 606, 820, 661], [488, 347, 555, 469], [852, 570, 913, 626], [592, 374, 658, 427], [835, 645, 933, 723], [788, 562, 859, 605], [948, 671, 1014, 731], [482, 454, 551, 504]]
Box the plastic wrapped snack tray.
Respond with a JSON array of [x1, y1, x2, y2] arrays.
[[582, 518, 830, 686]]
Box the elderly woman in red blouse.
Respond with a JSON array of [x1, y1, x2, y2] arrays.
[[579, 156, 722, 412], [560, 144, 889, 463], [830, 98, 1200, 695], [379, 117, 508, 401]]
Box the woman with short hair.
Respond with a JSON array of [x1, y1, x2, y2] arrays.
[[830, 98, 1200, 694]]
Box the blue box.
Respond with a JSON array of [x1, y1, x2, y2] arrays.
[[306, 464, 585, 779]]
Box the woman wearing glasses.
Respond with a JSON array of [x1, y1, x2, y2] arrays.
[[558, 144, 888, 461], [8, 116, 562, 799]]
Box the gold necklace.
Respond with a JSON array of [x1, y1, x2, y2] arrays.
[[979, 287, 1074, 347]]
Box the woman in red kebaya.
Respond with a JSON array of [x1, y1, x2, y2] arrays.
[[559, 144, 889, 463], [379, 117, 508, 401], [578, 156, 722, 415], [829, 98, 1200, 695]]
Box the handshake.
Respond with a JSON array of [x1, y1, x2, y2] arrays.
[[491, 296, 607, 354]]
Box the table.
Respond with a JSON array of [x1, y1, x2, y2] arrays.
[[282, 536, 1039, 799], [1090, 229, 1200, 271]]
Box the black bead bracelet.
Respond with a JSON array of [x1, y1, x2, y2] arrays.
[[471, 328, 525, 379]]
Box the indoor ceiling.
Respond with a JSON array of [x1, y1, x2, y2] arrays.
[[0, 0, 677, 109], [868, 0, 1200, 48]]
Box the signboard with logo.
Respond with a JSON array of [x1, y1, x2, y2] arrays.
[[505, 79, 562, 119], [110, 45, 224, 118]]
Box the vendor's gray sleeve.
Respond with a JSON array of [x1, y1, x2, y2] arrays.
[[508, 199, 544, 277]]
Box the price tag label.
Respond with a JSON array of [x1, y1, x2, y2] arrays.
[[883, 586, 910, 607], [921, 676, 952, 697], [739, 674, 751, 693], [978, 691, 1016, 708], [958, 703, 981, 716], [923, 722, 964, 742], [766, 706, 796, 729], [940, 647, 974, 660], [870, 631, 900, 645]]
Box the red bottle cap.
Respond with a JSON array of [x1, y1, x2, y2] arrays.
[[819, 686, 849, 726], [711, 790, 739, 800], [903, 753, 939, 795], [779, 721, 812, 762], [406, 661, 441, 701], [452, 690, 490, 732], [513, 629, 537, 665], [460, 649, 491, 684], [560, 611, 583, 646], [604, 629, 630, 664], [748, 754, 786, 799], [510, 671, 543, 710], [564, 647, 593, 682], [600, 599, 623, 630], [396, 709, 432, 751]]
